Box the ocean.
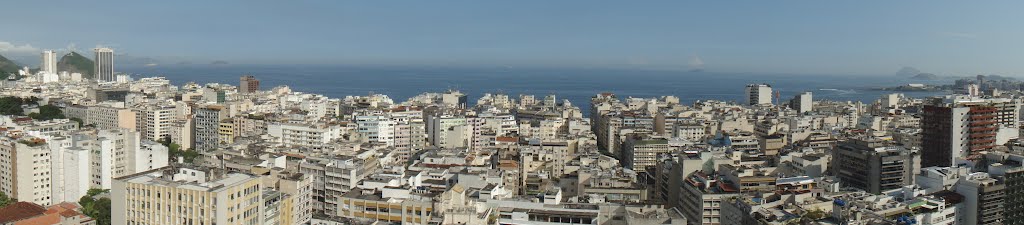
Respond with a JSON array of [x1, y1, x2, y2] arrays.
[[120, 64, 951, 111]]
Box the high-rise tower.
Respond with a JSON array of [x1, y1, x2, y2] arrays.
[[40, 50, 57, 74], [94, 48, 114, 82], [745, 84, 772, 106]]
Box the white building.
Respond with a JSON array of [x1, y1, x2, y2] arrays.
[[94, 47, 115, 82], [135, 140, 169, 172], [115, 74, 131, 83], [41, 50, 57, 74], [966, 84, 980, 97], [93, 129, 142, 189], [745, 84, 772, 106], [916, 166, 968, 194], [267, 122, 344, 149], [427, 115, 469, 149], [356, 115, 397, 146], [57, 144, 92, 205]]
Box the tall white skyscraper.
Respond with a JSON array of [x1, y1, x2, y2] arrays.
[[745, 83, 773, 106], [40, 50, 57, 74], [94, 47, 114, 82]]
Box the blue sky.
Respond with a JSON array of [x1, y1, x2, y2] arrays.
[[1, 1, 1022, 75]]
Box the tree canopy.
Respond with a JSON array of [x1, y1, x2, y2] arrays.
[[79, 189, 111, 225], [28, 105, 65, 120], [0, 96, 26, 115], [160, 139, 199, 163], [0, 191, 13, 208]]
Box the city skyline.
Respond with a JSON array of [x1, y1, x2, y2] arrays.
[[5, 2, 1024, 225], [1, 1, 1023, 76]]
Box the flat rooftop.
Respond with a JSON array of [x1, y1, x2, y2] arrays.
[[120, 168, 256, 192]]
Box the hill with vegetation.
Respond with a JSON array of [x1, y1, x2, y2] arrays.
[[0, 54, 20, 80], [57, 51, 95, 79]]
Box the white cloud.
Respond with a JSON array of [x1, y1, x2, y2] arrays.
[[60, 43, 78, 53], [0, 41, 39, 53]]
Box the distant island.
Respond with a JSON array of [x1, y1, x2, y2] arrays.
[[910, 73, 939, 80], [877, 74, 1023, 93], [874, 83, 943, 92]]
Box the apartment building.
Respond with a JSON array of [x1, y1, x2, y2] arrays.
[[0, 138, 53, 206], [193, 105, 225, 151], [833, 138, 919, 194], [133, 104, 175, 142], [267, 122, 345, 150], [112, 167, 265, 225]]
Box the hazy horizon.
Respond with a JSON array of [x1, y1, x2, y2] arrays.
[[3, 1, 1023, 76]]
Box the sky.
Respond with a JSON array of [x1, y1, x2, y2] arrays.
[[1, 1, 1022, 75]]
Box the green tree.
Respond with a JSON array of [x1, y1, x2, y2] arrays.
[[86, 188, 106, 197], [79, 189, 111, 225], [0, 191, 13, 207], [91, 198, 112, 225], [78, 195, 94, 212], [162, 140, 200, 163], [0, 96, 25, 115], [30, 105, 65, 120]]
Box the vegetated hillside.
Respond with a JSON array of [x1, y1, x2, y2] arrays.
[[57, 51, 95, 79], [0, 54, 20, 80]]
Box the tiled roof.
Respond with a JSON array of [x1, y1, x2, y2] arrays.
[[0, 202, 47, 223]]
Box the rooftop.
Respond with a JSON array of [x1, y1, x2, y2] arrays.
[[0, 202, 47, 223], [118, 166, 257, 192]]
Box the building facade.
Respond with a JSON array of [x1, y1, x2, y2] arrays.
[[240, 75, 260, 93], [922, 105, 995, 167], [193, 105, 224, 151], [745, 84, 772, 106], [833, 138, 918, 194], [40, 50, 57, 75], [94, 48, 114, 82], [112, 167, 266, 225]]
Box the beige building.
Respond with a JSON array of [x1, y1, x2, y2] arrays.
[[0, 138, 53, 206], [219, 120, 235, 145], [232, 115, 268, 138], [264, 169, 313, 225], [168, 118, 194, 150], [338, 188, 435, 224], [85, 102, 137, 131], [134, 104, 175, 142], [112, 167, 265, 225]]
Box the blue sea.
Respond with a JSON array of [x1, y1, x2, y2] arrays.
[[120, 64, 951, 111]]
